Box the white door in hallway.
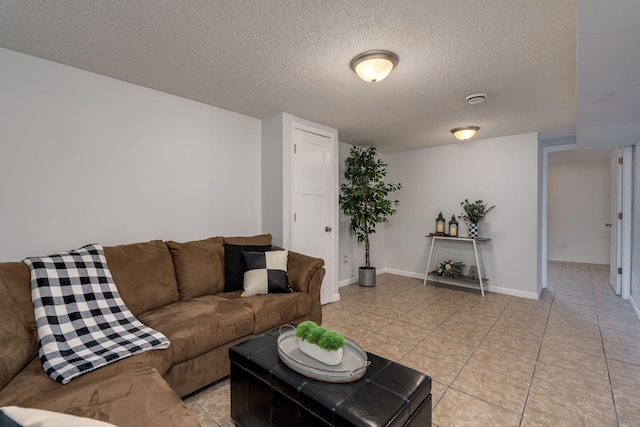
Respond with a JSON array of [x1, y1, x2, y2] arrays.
[[291, 126, 336, 305], [610, 148, 622, 295]]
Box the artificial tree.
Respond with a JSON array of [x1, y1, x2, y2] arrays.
[[339, 146, 401, 286]]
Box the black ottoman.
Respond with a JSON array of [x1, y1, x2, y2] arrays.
[[230, 329, 432, 427]]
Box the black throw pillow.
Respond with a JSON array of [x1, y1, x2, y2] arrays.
[[223, 243, 272, 292]]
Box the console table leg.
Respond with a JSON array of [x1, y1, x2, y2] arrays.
[[424, 237, 436, 285], [472, 240, 485, 296]]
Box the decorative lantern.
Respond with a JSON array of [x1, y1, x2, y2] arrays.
[[448, 215, 459, 237], [435, 212, 446, 235]]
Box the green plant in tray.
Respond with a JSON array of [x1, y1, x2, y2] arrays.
[[295, 321, 346, 351]]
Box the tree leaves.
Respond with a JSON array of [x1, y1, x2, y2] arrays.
[[339, 146, 402, 268]]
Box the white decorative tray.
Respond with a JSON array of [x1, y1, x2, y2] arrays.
[[277, 328, 369, 383]]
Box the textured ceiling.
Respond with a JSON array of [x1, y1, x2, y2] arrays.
[[0, 0, 577, 153]]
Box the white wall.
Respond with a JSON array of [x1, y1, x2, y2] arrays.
[[338, 142, 386, 284], [384, 133, 540, 299], [547, 160, 611, 264], [0, 48, 262, 261]]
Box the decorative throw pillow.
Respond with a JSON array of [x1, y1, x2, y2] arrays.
[[241, 250, 291, 297], [223, 244, 271, 292], [0, 406, 118, 426]]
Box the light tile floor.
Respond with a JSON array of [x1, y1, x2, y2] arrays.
[[184, 262, 640, 426]]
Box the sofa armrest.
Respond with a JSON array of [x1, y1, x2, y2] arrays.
[[273, 247, 324, 297]]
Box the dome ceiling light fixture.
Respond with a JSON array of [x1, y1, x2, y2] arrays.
[[350, 50, 399, 83], [451, 126, 480, 141], [465, 93, 488, 105]]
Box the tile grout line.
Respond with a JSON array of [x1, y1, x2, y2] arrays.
[[430, 296, 513, 413], [518, 262, 558, 426], [191, 399, 221, 427], [590, 263, 621, 427]]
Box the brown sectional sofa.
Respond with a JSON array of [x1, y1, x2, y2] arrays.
[[0, 234, 324, 426]]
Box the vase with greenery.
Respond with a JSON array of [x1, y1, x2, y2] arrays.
[[339, 146, 402, 286], [295, 321, 346, 365], [458, 199, 495, 238]]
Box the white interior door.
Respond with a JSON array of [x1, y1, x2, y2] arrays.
[[291, 127, 336, 304], [610, 148, 622, 295]]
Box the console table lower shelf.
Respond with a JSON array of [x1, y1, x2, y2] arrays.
[[426, 272, 489, 291]]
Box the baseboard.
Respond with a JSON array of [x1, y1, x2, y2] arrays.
[[383, 268, 425, 280], [381, 268, 539, 300], [339, 268, 390, 288], [488, 285, 538, 300], [630, 296, 640, 322], [338, 277, 359, 288], [547, 256, 610, 265]]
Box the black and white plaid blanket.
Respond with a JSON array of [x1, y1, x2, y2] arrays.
[[23, 244, 170, 384]]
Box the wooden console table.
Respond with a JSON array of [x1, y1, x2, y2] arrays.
[[424, 234, 491, 296]]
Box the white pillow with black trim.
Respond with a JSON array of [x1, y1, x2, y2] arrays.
[[0, 406, 117, 427], [241, 250, 291, 297]]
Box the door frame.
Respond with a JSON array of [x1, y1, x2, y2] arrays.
[[621, 146, 632, 299], [610, 146, 633, 299], [540, 142, 576, 290], [541, 143, 632, 298], [611, 147, 623, 295], [288, 121, 339, 304]]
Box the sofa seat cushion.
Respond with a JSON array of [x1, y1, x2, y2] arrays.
[[221, 291, 314, 334], [104, 240, 179, 317], [0, 349, 172, 409], [138, 295, 254, 364], [34, 367, 200, 427]]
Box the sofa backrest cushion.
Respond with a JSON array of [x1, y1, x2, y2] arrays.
[[222, 233, 272, 246], [104, 240, 179, 317], [0, 262, 35, 337], [166, 237, 225, 300], [0, 279, 37, 390]]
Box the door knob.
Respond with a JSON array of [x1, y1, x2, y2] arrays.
[[605, 223, 612, 227], [325, 226, 332, 232]]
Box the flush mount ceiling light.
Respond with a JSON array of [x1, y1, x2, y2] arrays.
[[465, 93, 488, 105], [350, 50, 399, 83], [451, 126, 480, 141]]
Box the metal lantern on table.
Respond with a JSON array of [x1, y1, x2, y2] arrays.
[[435, 212, 446, 235], [448, 215, 459, 237]]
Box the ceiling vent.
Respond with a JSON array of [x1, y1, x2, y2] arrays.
[[465, 93, 488, 105]]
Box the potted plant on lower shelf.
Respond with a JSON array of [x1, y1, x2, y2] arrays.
[[433, 260, 465, 277], [339, 146, 402, 287], [295, 321, 346, 366], [459, 199, 495, 238]]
